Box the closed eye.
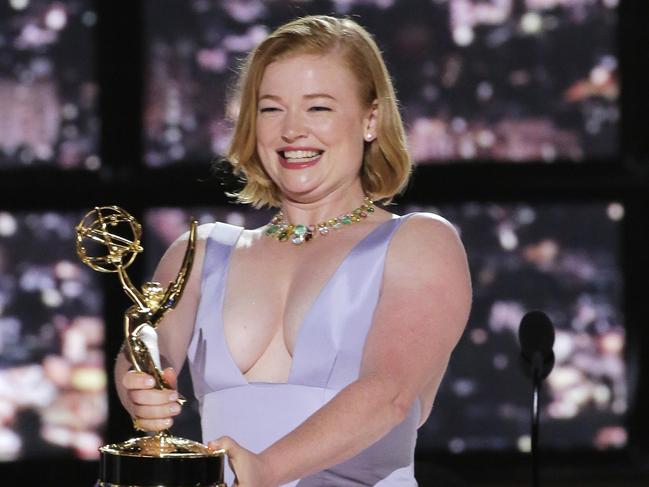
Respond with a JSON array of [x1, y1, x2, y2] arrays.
[[259, 107, 281, 113], [309, 106, 332, 112]]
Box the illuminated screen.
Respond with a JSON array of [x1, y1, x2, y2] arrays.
[[143, 202, 626, 451], [144, 0, 618, 166], [0, 0, 100, 169], [408, 202, 626, 451], [0, 211, 106, 461]]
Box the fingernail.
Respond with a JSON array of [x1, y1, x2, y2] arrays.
[[170, 404, 181, 414], [168, 392, 178, 401], [145, 378, 155, 387], [163, 418, 172, 426]]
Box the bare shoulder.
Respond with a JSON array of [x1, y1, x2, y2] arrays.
[[388, 212, 465, 261], [152, 223, 216, 369], [383, 211, 471, 317], [166, 222, 214, 248], [154, 223, 214, 283], [158, 223, 213, 263]]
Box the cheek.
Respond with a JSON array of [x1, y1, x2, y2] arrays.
[[254, 134, 275, 175], [317, 117, 363, 145], [256, 141, 274, 176], [255, 123, 278, 160], [335, 120, 365, 153], [255, 120, 273, 146]]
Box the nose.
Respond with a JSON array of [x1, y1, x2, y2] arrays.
[[281, 110, 307, 142]]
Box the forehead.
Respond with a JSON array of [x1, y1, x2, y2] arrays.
[[258, 52, 361, 100]]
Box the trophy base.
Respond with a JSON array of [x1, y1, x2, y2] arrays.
[[98, 432, 226, 487]]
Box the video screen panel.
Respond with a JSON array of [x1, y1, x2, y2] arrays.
[[0, 1, 100, 169], [0, 210, 106, 461], [408, 202, 626, 451], [143, 201, 626, 451], [144, 0, 618, 167]]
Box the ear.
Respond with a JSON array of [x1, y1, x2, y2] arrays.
[[363, 99, 379, 142]]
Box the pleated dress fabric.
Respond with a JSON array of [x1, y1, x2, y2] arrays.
[[187, 216, 419, 486]]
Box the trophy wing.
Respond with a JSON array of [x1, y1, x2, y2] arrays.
[[150, 219, 198, 326]]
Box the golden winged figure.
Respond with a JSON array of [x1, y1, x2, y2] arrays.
[[76, 205, 197, 398]]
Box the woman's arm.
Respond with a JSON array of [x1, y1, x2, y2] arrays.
[[210, 214, 472, 486], [114, 225, 210, 431]]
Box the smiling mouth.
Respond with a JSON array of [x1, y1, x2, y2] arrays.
[[277, 149, 324, 169], [278, 149, 323, 162]]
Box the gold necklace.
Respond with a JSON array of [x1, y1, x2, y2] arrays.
[[265, 197, 375, 245]]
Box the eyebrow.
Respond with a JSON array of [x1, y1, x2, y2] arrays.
[[258, 93, 337, 102]]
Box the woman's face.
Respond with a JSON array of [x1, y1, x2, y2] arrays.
[[255, 51, 375, 204]]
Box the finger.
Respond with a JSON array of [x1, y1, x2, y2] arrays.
[[161, 367, 178, 390], [122, 370, 156, 390], [209, 438, 238, 485], [129, 388, 179, 406], [133, 417, 173, 432], [132, 401, 182, 420], [209, 437, 243, 486], [208, 436, 239, 455]]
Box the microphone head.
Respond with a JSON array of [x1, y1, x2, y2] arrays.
[[518, 310, 555, 360], [518, 310, 556, 381]]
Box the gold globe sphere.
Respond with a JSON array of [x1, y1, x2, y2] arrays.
[[76, 206, 143, 273]]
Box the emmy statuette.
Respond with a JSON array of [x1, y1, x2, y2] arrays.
[[76, 206, 225, 487]]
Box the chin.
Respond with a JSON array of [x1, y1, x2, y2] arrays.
[[276, 176, 322, 197]]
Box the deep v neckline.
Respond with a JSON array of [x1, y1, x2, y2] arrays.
[[217, 216, 400, 385]]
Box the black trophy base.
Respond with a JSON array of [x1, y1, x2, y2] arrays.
[[97, 433, 226, 487]]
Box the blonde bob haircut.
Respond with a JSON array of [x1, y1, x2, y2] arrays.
[[226, 15, 412, 208]]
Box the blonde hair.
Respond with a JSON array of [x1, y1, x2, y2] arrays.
[[226, 15, 411, 208]]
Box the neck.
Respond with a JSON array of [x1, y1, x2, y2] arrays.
[[279, 182, 367, 225]]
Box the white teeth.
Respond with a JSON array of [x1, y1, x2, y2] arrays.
[[283, 150, 320, 159]]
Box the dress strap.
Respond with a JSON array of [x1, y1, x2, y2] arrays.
[[199, 222, 243, 286], [289, 215, 411, 389], [210, 221, 244, 246], [188, 222, 245, 399]]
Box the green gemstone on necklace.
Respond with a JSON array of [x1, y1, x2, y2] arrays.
[[294, 224, 308, 236], [265, 225, 280, 235], [341, 216, 351, 224], [278, 231, 289, 241]]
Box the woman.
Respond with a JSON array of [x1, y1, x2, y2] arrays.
[[116, 15, 471, 486]]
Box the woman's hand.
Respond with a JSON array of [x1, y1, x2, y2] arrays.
[[122, 367, 182, 432], [208, 437, 278, 487]]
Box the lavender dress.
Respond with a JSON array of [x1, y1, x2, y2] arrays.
[[187, 216, 419, 486]]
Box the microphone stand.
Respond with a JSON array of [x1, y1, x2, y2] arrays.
[[519, 310, 555, 487], [530, 353, 543, 487]]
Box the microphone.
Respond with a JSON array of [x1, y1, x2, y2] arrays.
[[518, 310, 556, 487], [518, 310, 555, 381]]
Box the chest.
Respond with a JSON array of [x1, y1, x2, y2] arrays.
[[219, 226, 385, 379], [222, 241, 344, 352]]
